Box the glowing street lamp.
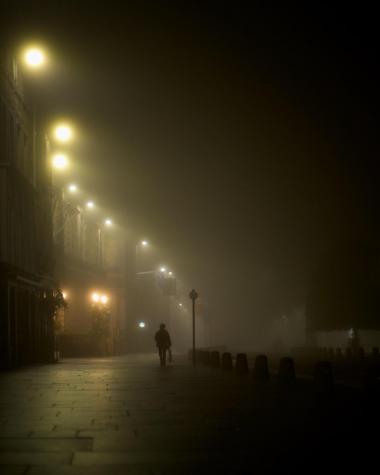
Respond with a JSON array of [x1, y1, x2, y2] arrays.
[[138, 321, 146, 328], [52, 153, 69, 170], [23, 47, 46, 68], [54, 124, 73, 143], [141, 240, 148, 247], [86, 201, 95, 209], [168, 271, 173, 276], [160, 267, 166, 273], [100, 295, 109, 305], [68, 184, 78, 193], [91, 292, 100, 303], [105, 219, 113, 227], [179, 303, 183, 308]]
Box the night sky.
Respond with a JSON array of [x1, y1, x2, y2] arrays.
[[2, 2, 379, 347]]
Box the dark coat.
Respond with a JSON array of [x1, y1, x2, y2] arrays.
[[155, 329, 171, 348]]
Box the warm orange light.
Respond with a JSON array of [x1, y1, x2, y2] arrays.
[[52, 153, 69, 170], [54, 124, 73, 142], [91, 292, 100, 303], [100, 295, 108, 304], [23, 46, 46, 68]]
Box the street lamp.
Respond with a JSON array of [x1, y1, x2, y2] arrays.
[[141, 240, 148, 247], [54, 124, 73, 143], [105, 219, 112, 227], [52, 153, 69, 170], [138, 321, 146, 328], [23, 46, 46, 69], [86, 201, 95, 209], [91, 292, 100, 303], [100, 295, 109, 305], [68, 184, 78, 193], [160, 267, 166, 273]]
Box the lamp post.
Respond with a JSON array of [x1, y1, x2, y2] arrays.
[[189, 289, 199, 367]]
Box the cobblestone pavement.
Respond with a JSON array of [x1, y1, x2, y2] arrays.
[[0, 354, 377, 474]]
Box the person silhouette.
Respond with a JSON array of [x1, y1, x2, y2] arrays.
[[155, 323, 172, 367]]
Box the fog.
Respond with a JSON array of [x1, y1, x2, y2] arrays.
[[2, 2, 378, 352]]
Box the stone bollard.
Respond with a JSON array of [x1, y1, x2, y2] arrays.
[[278, 357, 296, 386], [314, 361, 334, 394], [202, 351, 211, 366], [221, 352, 233, 370], [253, 354, 269, 382], [235, 353, 249, 375], [210, 351, 220, 368]]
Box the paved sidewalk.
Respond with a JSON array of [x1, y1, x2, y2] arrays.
[[0, 354, 377, 474]]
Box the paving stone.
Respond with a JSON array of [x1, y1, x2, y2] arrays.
[[73, 450, 221, 465], [0, 466, 28, 475], [0, 353, 374, 473], [0, 452, 72, 465], [0, 437, 92, 452], [27, 466, 151, 475]]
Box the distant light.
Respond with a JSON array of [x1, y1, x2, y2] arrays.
[[168, 271, 173, 276], [86, 201, 95, 209], [105, 219, 112, 227], [62, 292, 67, 300], [141, 240, 148, 247], [138, 321, 146, 328], [24, 47, 45, 68], [160, 267, 166, 273], [179, 303, 183, 307], [68, 184, 77, 193], [52, 153, 68, 170], [100, 295, 108, 304], [54, 124, 73, 142], [91, 292, 100, 303]]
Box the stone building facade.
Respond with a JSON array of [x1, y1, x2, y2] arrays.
[[0, 53, 55, 368], [53, 189, 128, 356]]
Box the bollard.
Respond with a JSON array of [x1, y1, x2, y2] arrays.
[[235, 353, 249, 375], [221, 352, 233, 370], [314, 361, 334, 394], [210, 351, 220, 368], [201, 351, 211, 366], [253, 354, 269, 382], [194, 350, 202, 364], [278, 357, 296, 386]]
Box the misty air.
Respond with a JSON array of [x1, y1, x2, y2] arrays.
[[0, 3, 379, 473]]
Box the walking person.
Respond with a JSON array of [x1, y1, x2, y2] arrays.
[[155, 323, 172, 367]]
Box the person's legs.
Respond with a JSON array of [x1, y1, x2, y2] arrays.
[[162, 347, 167, 366], [158, 347, 165, 366]]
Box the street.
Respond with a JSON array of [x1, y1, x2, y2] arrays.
[[0, 354, 377, 474]]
